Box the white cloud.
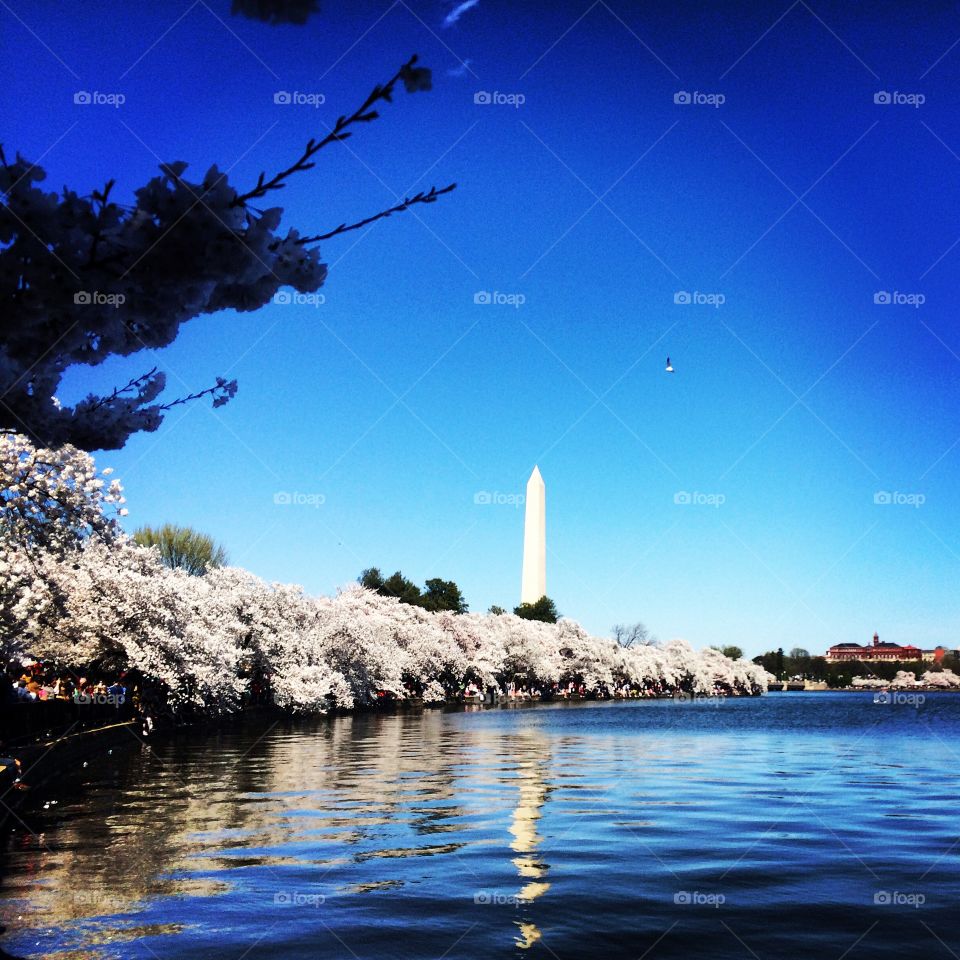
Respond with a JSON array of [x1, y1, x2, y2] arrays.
[[443, 0, 480, 28], [447, 58, 473, 77]]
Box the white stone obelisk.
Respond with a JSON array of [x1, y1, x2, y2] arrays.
[[521, 466, 546, 604]]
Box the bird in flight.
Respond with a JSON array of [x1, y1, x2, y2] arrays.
[[665, 356, 675, 373]]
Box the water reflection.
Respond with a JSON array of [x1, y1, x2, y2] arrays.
[[506, 734, 551, 949], [4, 697, 960, 960]]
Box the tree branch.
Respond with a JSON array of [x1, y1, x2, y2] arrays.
[[157, 377, 237, 411], [86, 369, 160, 412], [231, 54, 429, 207], [296, 183, 457, 244]]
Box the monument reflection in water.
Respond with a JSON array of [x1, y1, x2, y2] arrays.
[[4, 696, 960, 959], [508, 735, 551, 949]]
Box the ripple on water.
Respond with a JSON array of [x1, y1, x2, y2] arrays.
[[3, 696, 960, 959]]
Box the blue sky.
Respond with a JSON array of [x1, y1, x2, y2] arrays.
[[5, 0, 960, 655]]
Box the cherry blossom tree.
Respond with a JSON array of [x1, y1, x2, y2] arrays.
[[1, 434, 770, 713], [1, 56, 451, 451]]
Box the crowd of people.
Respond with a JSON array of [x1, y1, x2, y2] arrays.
[[3, 433, 772, 723], [0, 660, 177, 748], [6, 661, 129, 705]]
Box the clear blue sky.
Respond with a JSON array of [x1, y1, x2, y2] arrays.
[[6, 0, 960, 656]]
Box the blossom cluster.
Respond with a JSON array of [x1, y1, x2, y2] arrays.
[[1, 433, 770, 713], [1, 151, 326, 449], [851, 669, 960, 689]]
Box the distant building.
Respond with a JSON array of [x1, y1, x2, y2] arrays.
[[825, 632, 923, 663], [920, 646, 954, 663]]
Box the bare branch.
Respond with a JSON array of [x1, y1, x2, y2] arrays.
[[86, 368, 160, 412], [157, 377, 238, 411], [232, 54, 430, 207], [297, 183, 457, 243]]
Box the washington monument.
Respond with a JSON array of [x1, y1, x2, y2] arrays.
[[521, 466, 546, 604]]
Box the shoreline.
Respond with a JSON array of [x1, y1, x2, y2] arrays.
[[6, 684, 955, 816]]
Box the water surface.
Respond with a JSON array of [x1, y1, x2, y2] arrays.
[[2, 693, 959, 958]]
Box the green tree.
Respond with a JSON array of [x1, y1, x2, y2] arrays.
[[717, 645, 743, 660], [360, 567, 469, 611], [488, 605, 506, 615], [514, 596, 559, 623], [380, 571, 422, 605], [420, 578, 468, 614], [134, 524, 227, 575], [359, 567, 421, 605], [359, 567, 385, 591]]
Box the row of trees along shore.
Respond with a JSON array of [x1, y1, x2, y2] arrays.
[[0, 434, 771, 718], [0, 16, 775, 725], [753, 647, 960, 687]]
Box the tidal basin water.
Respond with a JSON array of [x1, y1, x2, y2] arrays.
[[3, 692, 960, 959]]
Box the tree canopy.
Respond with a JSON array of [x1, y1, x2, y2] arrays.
[[359, 567, 467, 613], [0, 55, 452, 451], [514, 596, 559, 623], [712, 644, 744, 660], [420, 578, 468, 615], [134, 524, 228, 576]]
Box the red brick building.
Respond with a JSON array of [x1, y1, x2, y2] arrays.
[[826, 632, 922, 663]]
